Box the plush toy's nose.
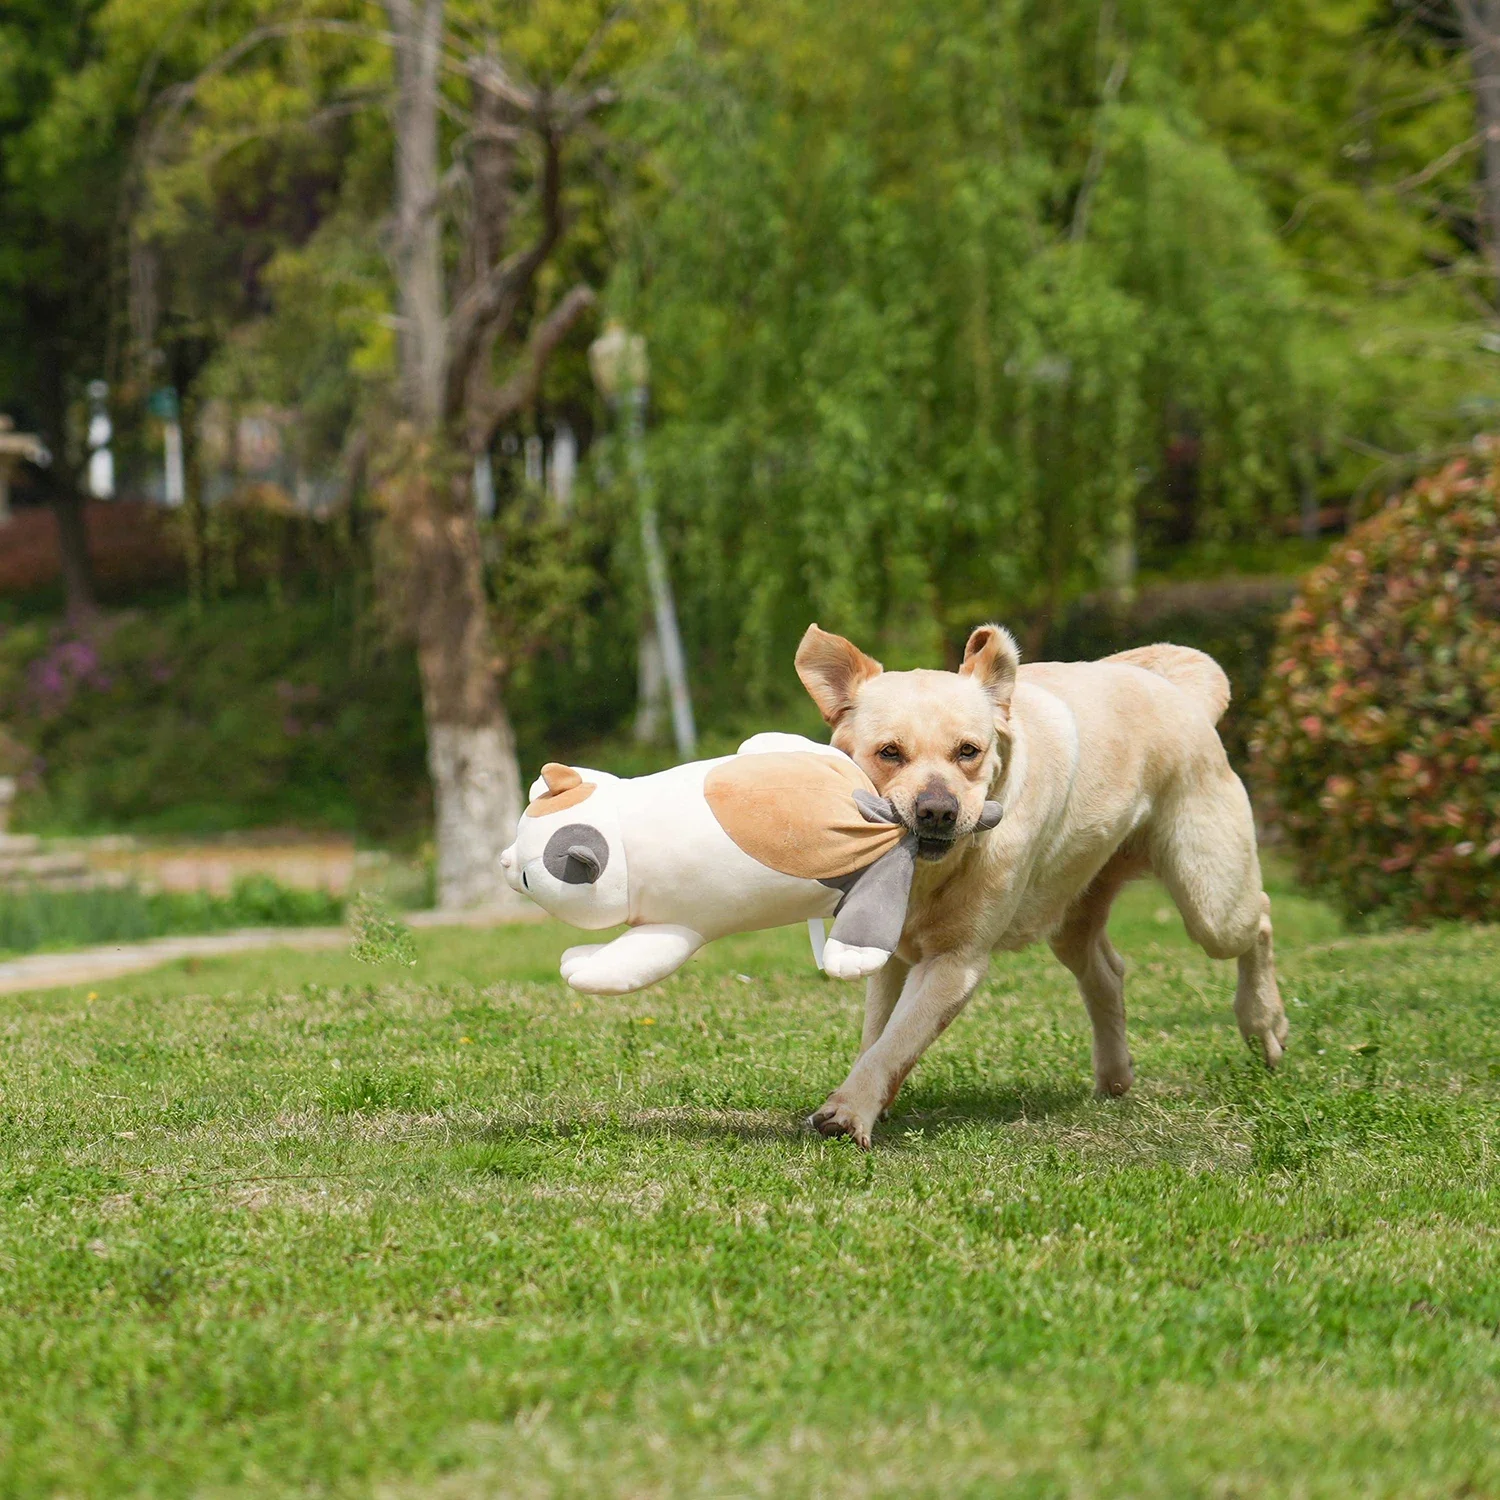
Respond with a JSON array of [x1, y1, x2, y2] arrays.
[[499, 845, 515, 870]]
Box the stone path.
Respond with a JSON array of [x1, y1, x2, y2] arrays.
[[0, 903, 542, 997]]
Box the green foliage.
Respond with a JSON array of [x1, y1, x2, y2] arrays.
[[611, 0, 1500, 703], [0, 874, 341, 956], [0, 595, 427, 838], [347, 893, 416, 968], [1253, 452, 1500, 923], [11, 887, 1500, 1491]]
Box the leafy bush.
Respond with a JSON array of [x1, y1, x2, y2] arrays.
[[1252, 454, 1500, 923], [0, 596, 427, 839], [0, 875, 343, 956]]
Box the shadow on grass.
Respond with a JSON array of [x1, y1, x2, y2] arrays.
[[450, 1077, 1093, 1161], [463, 1109, 805, 1152], [883, 1079, 1092, 1138]]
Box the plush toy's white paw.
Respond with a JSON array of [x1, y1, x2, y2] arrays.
[[559, 944, 607, 982], [565, 961, 643, 996], [821, 939, 892, 980]]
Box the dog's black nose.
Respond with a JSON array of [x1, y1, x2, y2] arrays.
[[913, 785, 959, 834]]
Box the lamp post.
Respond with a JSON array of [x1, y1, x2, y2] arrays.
[[147, 386, 185, 507], [85, 380, 114, 500], [589, 321, 697, 759]]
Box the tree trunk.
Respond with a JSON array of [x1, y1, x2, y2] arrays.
[[389, 457, 524, 908], [635, 619, 666, 744], [1462, 1, 1500, 301], [381, 4, 608, 906], [385, 0, 525, 909], [50, 489, 97, 627], [390, 0, 447, 426]]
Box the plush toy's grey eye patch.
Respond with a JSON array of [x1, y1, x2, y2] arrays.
[[543, 823, 610, 885]]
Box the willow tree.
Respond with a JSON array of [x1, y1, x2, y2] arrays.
[[619, 0, 1500, 705]]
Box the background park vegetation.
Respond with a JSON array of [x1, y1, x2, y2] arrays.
[[2, 0, 1499, 909], [6, 5, 1500, 1493]]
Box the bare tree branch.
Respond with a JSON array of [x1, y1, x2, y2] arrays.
[[560, 2, 632, 95], [1392, 130, 1486, 194], [443, 119, 564, 421], [146, 18, 402, 155], [466, 283, 597, 452], [1070, 51, 1128, 245]]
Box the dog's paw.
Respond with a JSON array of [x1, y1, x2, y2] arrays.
[[805, 1093, 874, 1151], [1243, 1009, 1289, 1070], [1258, 1023, 1287, 1070], [1093, 1046, 1134, 1098], [559, 944, 606, 983], [821, 939, 891, 981]]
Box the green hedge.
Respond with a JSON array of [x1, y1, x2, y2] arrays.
[[0, 597, 428, 839], [0, 875, 343, 956]]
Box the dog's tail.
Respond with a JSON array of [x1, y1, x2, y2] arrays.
[[1104, 643, 1231, 724]]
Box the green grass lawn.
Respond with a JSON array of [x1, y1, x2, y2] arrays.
[[3, 871, 1500, 1496]]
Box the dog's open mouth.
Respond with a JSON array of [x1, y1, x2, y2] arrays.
[[916, 835, 956, 862]]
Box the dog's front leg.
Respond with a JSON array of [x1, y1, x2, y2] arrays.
[[811, 950, 988, 1149], [859, 957, 911, 1058]]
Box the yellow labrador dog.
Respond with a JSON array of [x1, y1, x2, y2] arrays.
[[795, 622, 1287, 1148]]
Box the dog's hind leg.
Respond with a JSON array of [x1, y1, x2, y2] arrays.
[[1149, 769, 1288, 1068], [1050, 854, 1143, 1097]]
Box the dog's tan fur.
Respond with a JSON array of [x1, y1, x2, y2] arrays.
[[795, 622, 1287, 1148]]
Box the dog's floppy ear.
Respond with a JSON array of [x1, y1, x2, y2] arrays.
[[960, 624, 1020, 718], [795, 624, 883, 727]]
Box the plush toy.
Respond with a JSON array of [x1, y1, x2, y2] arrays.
[[499, 733, 1002, 994]]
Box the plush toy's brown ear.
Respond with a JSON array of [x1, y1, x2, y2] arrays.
[[541, 762, 582, 795], [959, 624, 1020, 718], [795, 625, 883, 727]]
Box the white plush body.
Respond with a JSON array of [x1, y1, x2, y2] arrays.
[[500, 735, 884, 994], [617, 758, 842, 935]]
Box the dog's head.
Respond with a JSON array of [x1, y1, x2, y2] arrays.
[[795, 623, 1018, 862]]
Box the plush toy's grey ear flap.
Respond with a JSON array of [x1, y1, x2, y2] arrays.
[[564, 844, 603, 883], [853, 788, 901, 826], [975, 800, 1004, 831]]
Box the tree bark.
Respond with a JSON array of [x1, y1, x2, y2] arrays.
[[386, 455, 523, 908], [1460, 0, 1500, 301], [388, 0, 447, 426], [50, 488, 97, 627]]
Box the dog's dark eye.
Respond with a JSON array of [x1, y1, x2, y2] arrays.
[[957, 743, 981, 762], [877, 744, 904, 764]]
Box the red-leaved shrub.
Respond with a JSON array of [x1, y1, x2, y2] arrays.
[[1252, 451, 1500, 924]]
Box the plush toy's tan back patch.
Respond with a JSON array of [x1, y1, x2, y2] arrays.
[[525, 763, 596, 818], [704, 752, 903, 879]]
